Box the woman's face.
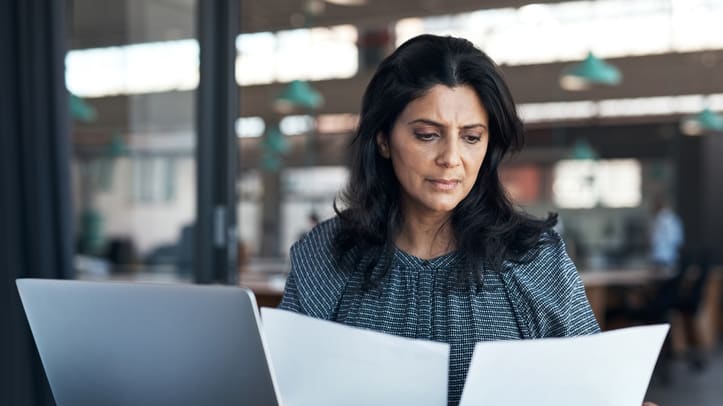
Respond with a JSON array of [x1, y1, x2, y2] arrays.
[[377, 85, 489, 218]]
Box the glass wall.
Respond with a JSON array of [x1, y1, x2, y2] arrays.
[[69, 0, 198, 282]]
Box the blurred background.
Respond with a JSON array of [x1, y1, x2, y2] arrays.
[[2, 0, 723, 405]]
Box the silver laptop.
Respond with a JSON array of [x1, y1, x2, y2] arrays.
[[16, 278, 283, 406]]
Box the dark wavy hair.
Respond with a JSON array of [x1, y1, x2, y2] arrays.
[[333, 34, 556, 284]]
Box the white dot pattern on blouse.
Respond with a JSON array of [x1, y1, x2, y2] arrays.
[[279, 217, 600, 406]]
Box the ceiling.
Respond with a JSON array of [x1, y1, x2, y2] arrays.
[[240, 0, 566, 34], [70, 0, 567, 49]]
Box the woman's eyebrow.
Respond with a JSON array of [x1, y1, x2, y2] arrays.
[[407, 118, 487, 131], [407, 118, 444, 127]]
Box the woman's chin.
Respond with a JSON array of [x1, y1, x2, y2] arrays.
[[417, 200, 460, 215]]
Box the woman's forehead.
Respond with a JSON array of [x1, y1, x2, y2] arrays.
[[398, 85, 489, 126]]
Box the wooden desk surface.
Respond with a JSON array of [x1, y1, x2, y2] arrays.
[[583, 266, 723, 348]]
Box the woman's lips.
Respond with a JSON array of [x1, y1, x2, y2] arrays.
[[427, 178, 460, 191]]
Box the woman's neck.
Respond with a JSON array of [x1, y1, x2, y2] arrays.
[[395, 210, 455, 260]]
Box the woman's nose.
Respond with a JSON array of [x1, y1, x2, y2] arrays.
[[436, 138, 462, 168]]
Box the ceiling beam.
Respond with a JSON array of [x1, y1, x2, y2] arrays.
[[240, 49, 723, 116]]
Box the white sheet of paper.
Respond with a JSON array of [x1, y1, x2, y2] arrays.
[[260, 307, 449, 406], [459, 324, 670, 406]]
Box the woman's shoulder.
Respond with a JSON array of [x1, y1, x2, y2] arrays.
[[296, 216, 342, 252], [500, 228, 583, 310], [290, 216, 345, 280], [501, 229, 599, 337], [283, 216, 350, 319], [508, 228, 575, 283]]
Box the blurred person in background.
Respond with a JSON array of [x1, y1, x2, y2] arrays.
[[647, 196, 710, 375], [650, 195, 684, 271], [609, 195, 707, 383], [278, 34, 657, 406]]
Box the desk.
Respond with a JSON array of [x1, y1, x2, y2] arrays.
[[582, 267, 723, 351], [581, 268, 674, 330]]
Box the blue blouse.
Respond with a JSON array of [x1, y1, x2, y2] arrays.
[[279, 217, 600, 405]]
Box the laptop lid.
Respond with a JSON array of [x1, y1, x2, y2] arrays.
[[16, 278, 282, 406]]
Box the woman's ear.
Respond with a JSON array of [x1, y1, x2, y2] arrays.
[[376, 133, 390, 158]]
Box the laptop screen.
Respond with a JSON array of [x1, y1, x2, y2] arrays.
[[17, 279, 281, 406]]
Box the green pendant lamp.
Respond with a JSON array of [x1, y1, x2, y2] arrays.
[[70, 93, 97, 122], [261, 124, 291, 172], [569, 138, 599, 160], [273, 80, 323, 113], [560, 52, 622, 91], [680, 108, 723, 136]]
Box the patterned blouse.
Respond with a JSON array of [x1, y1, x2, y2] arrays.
[[279, 217, 600, 406]]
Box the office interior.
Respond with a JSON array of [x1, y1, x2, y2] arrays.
[[2, 0, 723, 404]]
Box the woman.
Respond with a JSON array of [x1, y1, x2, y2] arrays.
[[279, 34, 649, 406]]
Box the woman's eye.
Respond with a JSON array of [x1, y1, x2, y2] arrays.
[[414, 132, 439, 141], [464, 135, 482, 144]]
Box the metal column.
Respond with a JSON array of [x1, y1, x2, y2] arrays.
[[195, 0, 239, 284]]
